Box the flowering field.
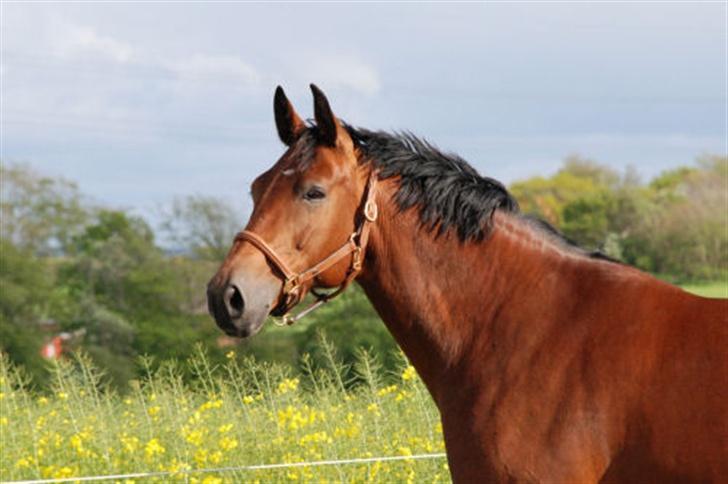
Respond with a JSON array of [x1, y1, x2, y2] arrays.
[[0, 343, 449, 483]]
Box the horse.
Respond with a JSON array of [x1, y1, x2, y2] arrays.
[[207, 85, 728, 483]]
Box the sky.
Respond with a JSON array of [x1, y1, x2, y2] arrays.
[[1, 2, 726, 227]]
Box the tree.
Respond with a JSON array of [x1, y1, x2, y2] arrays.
[[561, 194, 612, 248], [159, 195, 244, 261], [509, 156, 613, 227], [0, 163, 89, 255], [0, 239, 54, 384], [61, 209, 225, 370], [627, 156, 728, 280]]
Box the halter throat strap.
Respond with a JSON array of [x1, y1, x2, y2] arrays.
[[233, 172, 378, 325]]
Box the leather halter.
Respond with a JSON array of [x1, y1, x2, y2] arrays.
[[233, 172, 378, 326]]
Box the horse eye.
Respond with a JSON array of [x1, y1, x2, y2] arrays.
[[303, 186, 326, 201]]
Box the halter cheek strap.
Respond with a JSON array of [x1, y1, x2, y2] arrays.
[[233, 172, 378, 326]]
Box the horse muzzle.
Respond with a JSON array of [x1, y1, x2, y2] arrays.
[[206, 270, 279, 338]]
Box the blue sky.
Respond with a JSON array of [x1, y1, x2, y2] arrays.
[[1, 2, 726, 225]]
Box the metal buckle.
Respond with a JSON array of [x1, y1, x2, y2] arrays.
[[272, 315, 292, 327], [277, 298, 328, 326], [351, 246, 363, 271], [364, 201, 378, 222], [283, 276, 299, 295]]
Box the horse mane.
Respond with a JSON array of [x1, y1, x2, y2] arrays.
[[346, 127, 516, 242], [290, 125, 617, 262]]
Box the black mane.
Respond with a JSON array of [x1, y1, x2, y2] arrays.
[[347, 127, 517, 242], [288, 126, 616, 262]]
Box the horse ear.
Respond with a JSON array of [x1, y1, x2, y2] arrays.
[[310, 84, 338, 146], [274, 86, 305, 146]]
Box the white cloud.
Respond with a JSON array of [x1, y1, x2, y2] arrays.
[[52, 20, 134, 63], [304, 55, 381, 96], [166, 54, 260, 85]]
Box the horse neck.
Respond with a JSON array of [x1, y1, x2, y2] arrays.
[[357, 188, 599, 403]]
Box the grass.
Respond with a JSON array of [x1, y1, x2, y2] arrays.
[[681, 280, 728, 298], [0, 337, 448, 483]]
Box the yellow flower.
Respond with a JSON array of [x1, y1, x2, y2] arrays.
[[210, 450, 223, 464], [219, 436, 238, 451], [53, 467, 75, 479], [377, 384, 398, 397], [70, 429, 93, 457], [242, 395, 254, 405], [276, 404, 323, 431], [15, 456, 34, 469], [218, 423, 233, 434], [399, 446, 413, 457], [35, 415, 45, 430], [401, 365, 417, 381], [194, 448, 208, 466], [120, 434, 140, 453], [147, 405, 161, 416], [0, 417, 8, 426], [184, 428, 205, 447], [144, 438, 165, 461], [367, 403, 380, 416], [225, 350, 235, 359], [167, 458, 190, 478], [202, 476, 223, 484], [276, 377, 300, 395], [57, 391, 68, 401], [37, 396, 49, 405], [199, 399, 223, 412], [299, 430, 332, 447]]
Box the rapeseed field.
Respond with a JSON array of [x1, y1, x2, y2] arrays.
[[0, 342, 449, 483]]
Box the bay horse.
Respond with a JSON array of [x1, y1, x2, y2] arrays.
[[207, 85, 728, 483]]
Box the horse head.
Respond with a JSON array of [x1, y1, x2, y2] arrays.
[[207, 85, 375, 337]]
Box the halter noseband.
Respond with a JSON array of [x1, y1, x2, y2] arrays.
[[233, 172, 378, 326]]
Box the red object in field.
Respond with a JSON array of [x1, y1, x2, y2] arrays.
[[40, 336, 63, 359]]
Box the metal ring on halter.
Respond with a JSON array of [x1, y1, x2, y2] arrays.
[[364, 200, 378, 222]]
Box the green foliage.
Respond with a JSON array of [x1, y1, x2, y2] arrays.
[[623, 155, 728, 280], [509, 155, 619, 227], [298, 288, 399, 384], [561, 193, 611, 247], [0, 239, 52, 320], [650, 166, 697, 192], [0, 239, 54, 384]]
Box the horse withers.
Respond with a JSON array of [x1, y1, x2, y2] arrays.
[[207, 85, 728, 483]]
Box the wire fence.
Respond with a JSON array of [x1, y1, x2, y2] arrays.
[[2, 452, 448, 484]]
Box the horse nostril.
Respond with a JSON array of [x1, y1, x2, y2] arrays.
[[224, 285, 245, 318]]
